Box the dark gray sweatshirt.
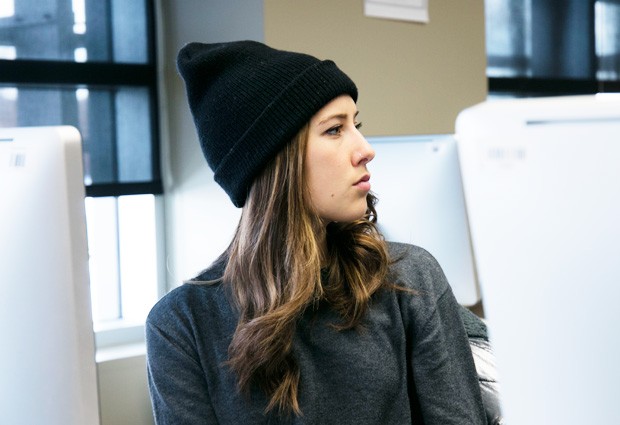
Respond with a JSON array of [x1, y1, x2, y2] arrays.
[[146, 242, 486, 424]]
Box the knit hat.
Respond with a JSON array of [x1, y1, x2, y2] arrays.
[[177, 40, 358, 207]]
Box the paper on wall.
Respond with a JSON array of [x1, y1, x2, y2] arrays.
[[364, 0, 429, 23]]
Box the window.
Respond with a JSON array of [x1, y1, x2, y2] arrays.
[[0, 0, 162, 336], [486, 0, 620, 97], [86, 195, 160, 330]]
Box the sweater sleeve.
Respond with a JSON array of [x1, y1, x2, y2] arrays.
[[395, 244, 487, 425], [145, 296, 219, 425]]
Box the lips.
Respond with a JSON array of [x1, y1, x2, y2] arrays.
[[354, 174, 371, 191], [355, 174, 370, 184]]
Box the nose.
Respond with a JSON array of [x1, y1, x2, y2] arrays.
[[353, 134, 375, 166]]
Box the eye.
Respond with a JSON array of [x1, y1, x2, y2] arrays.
[[325, 125, 343, 136], [355, 121, 363, 130]]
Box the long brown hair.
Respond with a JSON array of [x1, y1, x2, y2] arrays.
[[222, 123, 390, 416]]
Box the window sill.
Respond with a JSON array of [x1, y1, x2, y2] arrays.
[[96, 341, 146, 364], [95, 319, 146, 352]]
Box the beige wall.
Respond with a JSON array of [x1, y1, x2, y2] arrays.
[[264, 0, 487, 136], [98, 353, 153, 425]]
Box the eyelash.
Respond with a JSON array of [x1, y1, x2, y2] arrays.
[[325, 121, 363, 136]]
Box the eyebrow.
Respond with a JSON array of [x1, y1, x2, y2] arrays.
[[318, 110, 359, 126]]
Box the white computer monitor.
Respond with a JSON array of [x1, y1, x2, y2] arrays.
[[0, 126, 100, 424], [368, 134, 479, 306], [456, 94, 620, 424]]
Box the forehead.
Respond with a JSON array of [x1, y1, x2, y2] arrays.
[[311, 95, 357, 124]]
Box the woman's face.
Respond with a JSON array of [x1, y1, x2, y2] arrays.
[[305, 94, 375, 224]]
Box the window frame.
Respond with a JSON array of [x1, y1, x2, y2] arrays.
[[0, 0, 162, 197]]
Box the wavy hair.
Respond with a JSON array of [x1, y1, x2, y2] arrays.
[[222, 123, 390, 416]]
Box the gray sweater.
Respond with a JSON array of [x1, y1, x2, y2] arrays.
[[146, 242, 486, 424]]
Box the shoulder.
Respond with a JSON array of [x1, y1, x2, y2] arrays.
[[386, 241, 449, 295], [147, 281, 220, 315], [147, 255, 230, 325], [146, 282, 230, 331], [387, 241, 440, 265], [146, 256, 235, 337], [383, 242, 455, 330], [145, 281, 239, 364]]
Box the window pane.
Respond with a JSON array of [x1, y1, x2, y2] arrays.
[[0, 0, 149, 64], [0, 84, 154, 186], [117, 195, 158, 323], [486, 0, 596, 79], [596, 1, 620, 81], [86, 195, 158, 327], [85, 196, 121, 322], [485, 0, 532, 77]]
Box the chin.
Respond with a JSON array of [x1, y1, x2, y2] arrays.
[[319, 199, 368, 224], [330, 210, 368, 224]]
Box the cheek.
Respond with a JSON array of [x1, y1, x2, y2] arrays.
[[306, 147, 338, 182], [307, 169, 333, 203], [308, 159, 344, 196], [306, 156, 344, 208]]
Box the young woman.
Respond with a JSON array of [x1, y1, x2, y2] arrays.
[[146, 40, 487, 424]]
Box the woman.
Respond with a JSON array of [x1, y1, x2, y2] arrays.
[[146, 40, 486, 424]]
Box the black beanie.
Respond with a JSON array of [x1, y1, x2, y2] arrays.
[[176, 40, 358, 208]]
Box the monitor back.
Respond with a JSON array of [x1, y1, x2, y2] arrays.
[[368, 134, 479, 306], [0, 126, 100, 425], [456, 95, 620, 424]]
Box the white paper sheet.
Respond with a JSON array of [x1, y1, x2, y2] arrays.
[[364, 0, 429, 23]]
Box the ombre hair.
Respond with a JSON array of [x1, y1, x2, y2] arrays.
[[221, 123, 391, 416]]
